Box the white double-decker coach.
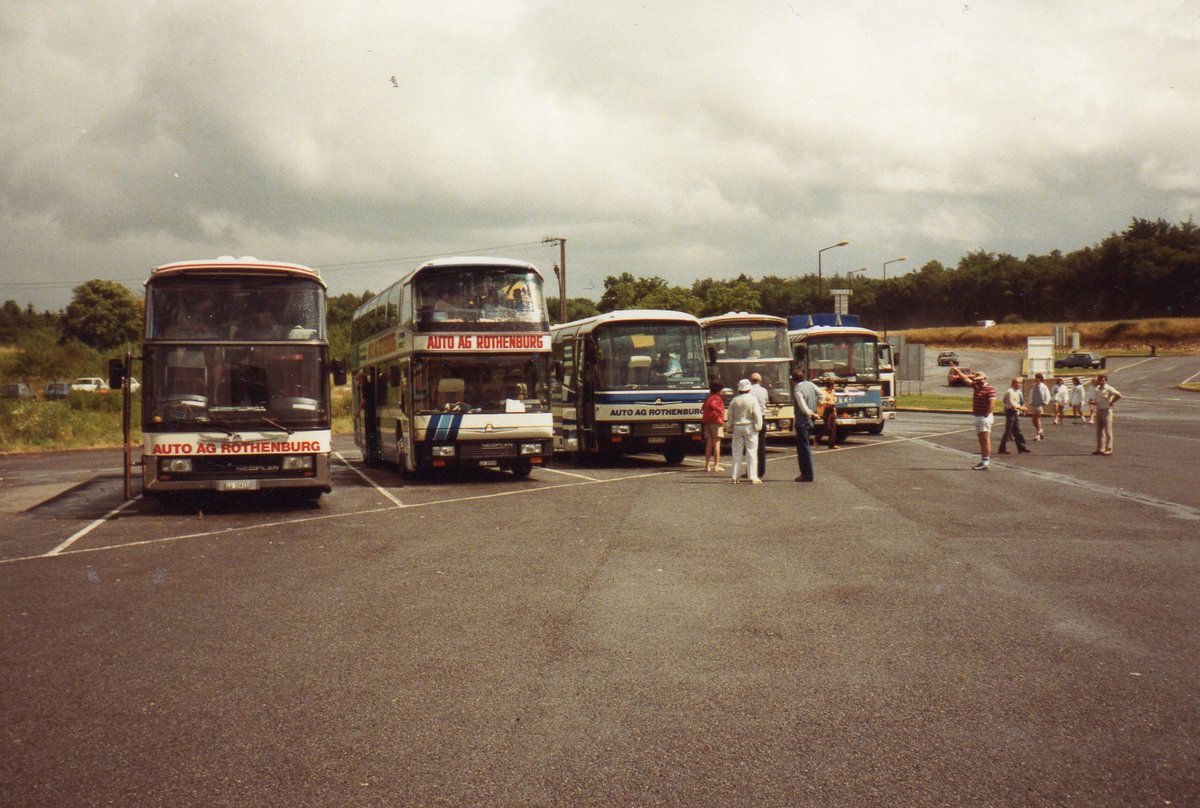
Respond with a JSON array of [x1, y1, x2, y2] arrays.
[[350, 257, 553, 477]]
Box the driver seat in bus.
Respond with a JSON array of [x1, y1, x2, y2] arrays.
[[435, 378, 465, 409], [627, 355, 651, 386]]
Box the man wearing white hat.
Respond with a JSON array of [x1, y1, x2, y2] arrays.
[[726, 378, 764, 484]]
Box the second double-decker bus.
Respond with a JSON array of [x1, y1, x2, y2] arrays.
[[350, 257, 553, 477], [551, 310, 708, 464], [136, 257, 339, 499], [699, 312, 795, 437], [787, 313, 894, 437]]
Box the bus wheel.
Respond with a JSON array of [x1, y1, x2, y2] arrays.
[[298, 488, 323, 501], [663, 446, 686, 465], [866, 422, 885, 435], [511, 460, 533, 478]]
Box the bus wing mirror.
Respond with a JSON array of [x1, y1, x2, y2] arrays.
[[108, 357, 126, 391], [388, 365, 401, 388], [553, 360, 564, 383], [331, 359, 348, 387], [706, 345, 717, 364]]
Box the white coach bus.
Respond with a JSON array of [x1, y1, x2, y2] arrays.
[[551, 310, 708, 464]]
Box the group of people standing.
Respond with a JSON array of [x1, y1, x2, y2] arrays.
[[702, 376, 769, 483], [949, 366, 1123, 470], [700, 369, 832, 484]]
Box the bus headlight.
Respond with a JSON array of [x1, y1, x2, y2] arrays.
[[432, 445, 456, 458], [611, 424, 631, 435], [683, 423, 701, 434], [519, 442, 542, 456], [281, 455, 314, 471], [778, 419, 793, 431], [160, 458, 193, 473]]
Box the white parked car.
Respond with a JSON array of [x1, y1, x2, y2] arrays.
[[70, 377, 110, 392]]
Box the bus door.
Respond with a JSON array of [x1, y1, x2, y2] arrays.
[[397, 359, 415, 471], [579, 335, 596, 448], [362, 366, 381, 464]]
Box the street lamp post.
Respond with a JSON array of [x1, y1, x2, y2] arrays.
[[882, 256, 906, 281], [543, 236, 566, 322], [817, 240, 849, 308], [881, 257, 905, 340], [847, 267, 866, 311]]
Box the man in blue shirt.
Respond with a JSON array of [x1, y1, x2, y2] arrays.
[[792, 368, 818, 482]]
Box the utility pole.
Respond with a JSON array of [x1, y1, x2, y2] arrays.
[[543, 236, 566, 322]]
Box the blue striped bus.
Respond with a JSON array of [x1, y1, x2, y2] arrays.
[[551, 310, 708, 464]]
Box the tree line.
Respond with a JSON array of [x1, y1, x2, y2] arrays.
[[3, 216, 1196, 360], [583, 217, 1200, 329]]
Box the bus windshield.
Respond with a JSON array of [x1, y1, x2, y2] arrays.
[[414, 269, 547, 332], [415, 354, 550, 414], [143, 344, 330, 428], [712, 360, 792, 404], [147, 275, 325, 341], [595, 323, 706, 390], [806, 335, 880, 381], [704, 324, 789, 360]]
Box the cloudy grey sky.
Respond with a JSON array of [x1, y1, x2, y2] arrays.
[[3, 0, 1198, 311]]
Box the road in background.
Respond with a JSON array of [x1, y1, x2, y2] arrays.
[[1, 357, 1198, 806]]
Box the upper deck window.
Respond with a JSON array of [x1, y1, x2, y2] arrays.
[[414, 269, 547, 332], [147, 275, 325, 341]]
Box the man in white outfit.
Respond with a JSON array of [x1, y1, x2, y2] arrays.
[[726, 378, 764, 484]]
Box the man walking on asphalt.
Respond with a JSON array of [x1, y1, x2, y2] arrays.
[[1030, 372, 1051, 441], [998, 377, 1031, 454], [791, 368, 818, 482], [950, 366, 997, 470], [749, 372, 770, 479]]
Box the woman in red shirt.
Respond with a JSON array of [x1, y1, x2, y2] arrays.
[[701, 380, 727, 472]]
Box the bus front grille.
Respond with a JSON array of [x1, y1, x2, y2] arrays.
[[457, 441, 518, 459], [631, 422, 682, 437]]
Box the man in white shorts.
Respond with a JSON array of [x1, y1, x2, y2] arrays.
[[951, 366, 997, 470]]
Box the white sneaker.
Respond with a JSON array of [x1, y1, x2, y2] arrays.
[[972, 461, 990, 471]]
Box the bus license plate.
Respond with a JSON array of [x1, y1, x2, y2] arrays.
[[478, 460, 498, 467], [647, 437, 666, 444], [217, 479, 260, 491]]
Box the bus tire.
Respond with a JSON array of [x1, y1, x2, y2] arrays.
[[866, 422, 885, 434], [511, 460, 533, 478], [298, 488, 323, 501], [663, 446, 686, 465]]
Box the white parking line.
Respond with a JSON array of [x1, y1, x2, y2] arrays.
[[44, 497, 141, 557], [334, 451, 405, 507], [536, 465, 601, 481], [0, 464, 681, 566]]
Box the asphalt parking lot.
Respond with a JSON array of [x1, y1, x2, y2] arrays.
[[1, 355, 1198, 807]]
